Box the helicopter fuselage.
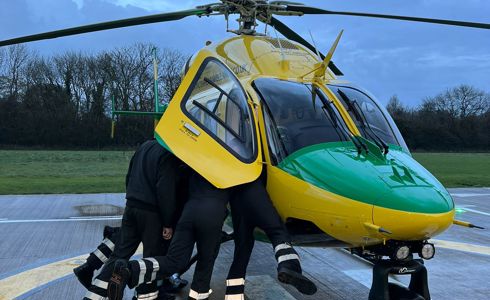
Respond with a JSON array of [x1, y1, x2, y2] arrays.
[[155, 34, 455, 250]]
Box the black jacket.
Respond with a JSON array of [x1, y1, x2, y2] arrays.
[[125, 139, 187, 228]]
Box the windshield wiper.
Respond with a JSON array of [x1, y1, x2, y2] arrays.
[[337, 89, 388, 154], [352, 100, 389, 154], [314, 87, 367, 155]]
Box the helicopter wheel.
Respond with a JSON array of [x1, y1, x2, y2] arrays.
[[368, 259, 430, 300]]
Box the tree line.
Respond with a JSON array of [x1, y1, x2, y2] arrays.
[[0, 43, 186, 148], [0, 44, 488, 151], [387, 85, 489, 151]]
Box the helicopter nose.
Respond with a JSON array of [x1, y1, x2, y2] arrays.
[[372, 186, 455, 240]]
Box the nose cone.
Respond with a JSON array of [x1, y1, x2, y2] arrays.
[[278, 142, 455, 239], [373, 185, 455, 240]]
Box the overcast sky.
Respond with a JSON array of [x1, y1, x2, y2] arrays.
[[1, 0, 489, 106]]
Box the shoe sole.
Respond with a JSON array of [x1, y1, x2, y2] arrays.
[[278, 268, 317, 295], [108, 261, 130, 300]]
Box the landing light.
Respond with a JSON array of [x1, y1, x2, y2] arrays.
[[419, 243, 435, 260], [394, 245, 410, 260]]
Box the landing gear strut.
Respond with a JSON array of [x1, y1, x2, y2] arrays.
[[369, 259, 430, 300]]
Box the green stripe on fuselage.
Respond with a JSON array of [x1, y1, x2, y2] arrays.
[[277, 141, 453, 214]]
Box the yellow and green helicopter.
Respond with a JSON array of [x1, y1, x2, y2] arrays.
[[2, 1, 488, 299]]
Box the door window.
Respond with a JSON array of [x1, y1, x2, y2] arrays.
[[183, 58, 255, 161]]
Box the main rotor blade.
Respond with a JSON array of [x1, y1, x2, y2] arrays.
[[269, 16, 343, 75], [0, 8, 208, 47], [286, 5, 490, 30]]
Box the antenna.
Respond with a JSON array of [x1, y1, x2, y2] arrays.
[[273, 27, 285, 61], [308, 30, 322, 61]]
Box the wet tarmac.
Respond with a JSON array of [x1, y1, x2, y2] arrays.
[[0, 188, 489, 300]]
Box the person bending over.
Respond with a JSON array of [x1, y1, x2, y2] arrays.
[[82, 139, 189, 300]]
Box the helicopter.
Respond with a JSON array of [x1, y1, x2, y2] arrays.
[[1, 1, 488, 299]]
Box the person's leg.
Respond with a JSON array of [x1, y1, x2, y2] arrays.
[[84, 208, 141, 300], [236, 180, 317, 295], [188, 199, 227, 300], [225, 199, 255, 300], [134, 209, 167, 300], [74, 226, 121, 289]]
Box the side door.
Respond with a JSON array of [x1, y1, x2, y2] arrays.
[[155, 51, 262, 188]]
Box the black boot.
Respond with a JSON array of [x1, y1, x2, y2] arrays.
[[277, 264, 317, 295], [107, 259, 131, 300], [275, 243, 317, 295], [73, 263, 95, 289]]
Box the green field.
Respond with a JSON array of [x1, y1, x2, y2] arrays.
[[0, 150, 488, 194], [412, 152, 490, 188], [0, 150, 133, 194]]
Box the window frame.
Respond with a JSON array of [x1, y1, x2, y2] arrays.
[[328, 84, 406, 148], [180, 57, 258, 163]]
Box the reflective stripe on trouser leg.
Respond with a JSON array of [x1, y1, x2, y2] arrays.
[[92, 279, 108, 290], [87, 238, 115, 268], [189, 289, 213, 300], [102, 238, 116, 251], [144, 257, 160, 282], [93, 248, 108, 263], [274, 243, 300, 263], [225, 278, 245, 300], [136, 291, 159, 299], [137, 259, 147, 286]]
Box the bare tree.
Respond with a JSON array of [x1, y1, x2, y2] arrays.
[[158, 48, 186, 104], [423, 84, 490, 119], [386, 95, 406, 116], [5, 45, 30, 98]]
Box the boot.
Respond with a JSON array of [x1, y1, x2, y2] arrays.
[[107, 259, 131, 300], [73, 263, 95, 289], [275, 243, 317, 295]]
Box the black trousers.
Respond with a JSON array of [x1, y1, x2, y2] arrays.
[[86, 205, 167, 298], [128, 174, 230, 299], [226, 179, 296, 296]]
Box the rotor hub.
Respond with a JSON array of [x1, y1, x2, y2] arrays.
[[197, 0, 304, 35]]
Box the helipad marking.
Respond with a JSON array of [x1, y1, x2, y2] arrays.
[[451, 193, 490, 197], [455, 205, 490, 217], [431, 239, 490, 256], [0, 216, 122, 224], [0, 245, 142, 300]]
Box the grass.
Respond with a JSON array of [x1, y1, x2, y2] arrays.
[[0, 150, 133, 194], [0, 150, 488, 194], [412, 152, 490, 188]]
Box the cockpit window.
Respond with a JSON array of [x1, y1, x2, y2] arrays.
[[183, 58, 255, 162], [329, 86, 404, 148], [254, 78, 349, 158]]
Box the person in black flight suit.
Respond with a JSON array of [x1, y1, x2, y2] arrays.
[[82, 139, 188, 300], [106, 175, 317, 300], [225, 177, 317, 299]]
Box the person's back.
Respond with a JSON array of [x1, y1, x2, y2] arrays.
[[126, 139, 167, 207]]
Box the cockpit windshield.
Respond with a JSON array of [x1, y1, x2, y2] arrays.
[[254, 78, 349, 158], [329, 85, 408, 151]]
